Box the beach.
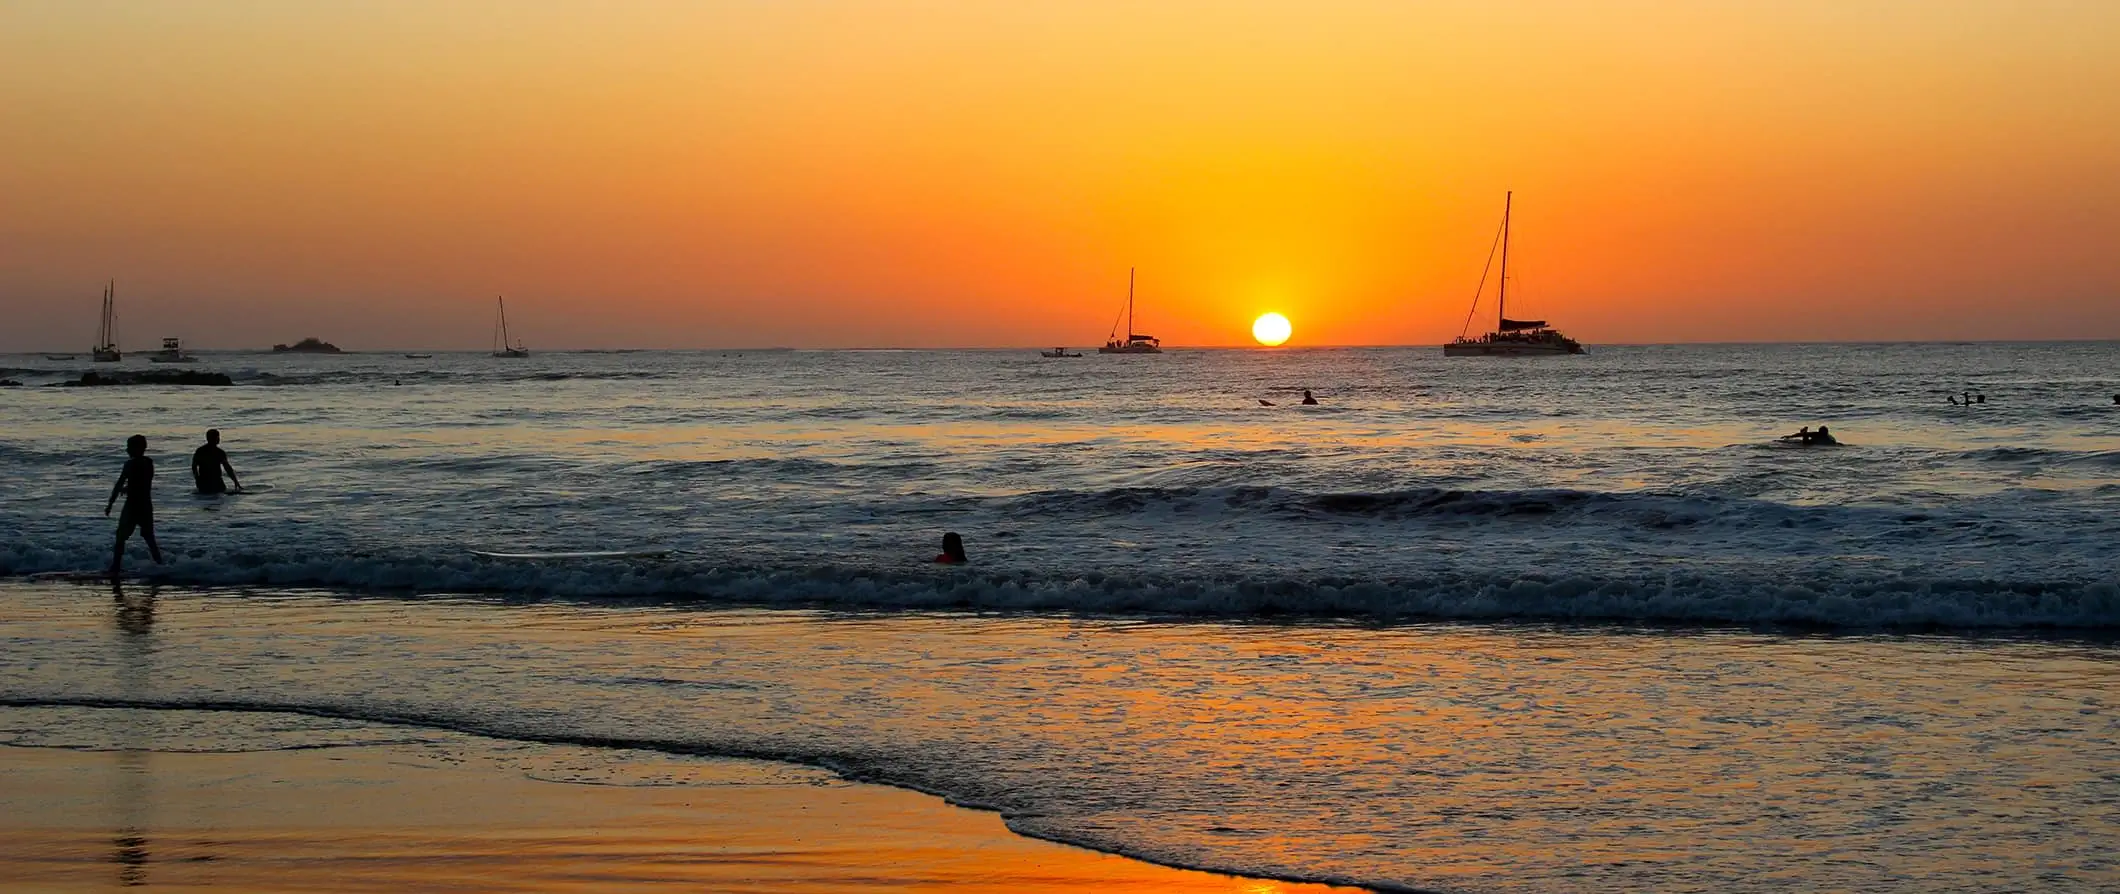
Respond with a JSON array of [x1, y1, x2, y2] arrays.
[[0, 723, 1356, 893]]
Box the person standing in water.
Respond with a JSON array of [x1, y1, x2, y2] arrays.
[[106, 435, 165, 574], [191, 429, 241, 495], [934, 532, 968, 564], [1301, 390, 1319, 405]]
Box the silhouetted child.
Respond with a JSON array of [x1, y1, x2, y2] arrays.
[[106, 435, 164, 574], [935, 531, 968, 564]]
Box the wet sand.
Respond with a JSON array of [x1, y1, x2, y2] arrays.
[[0, 734, 1361, 893]]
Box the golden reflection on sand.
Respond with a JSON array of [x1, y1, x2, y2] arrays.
[[0, 741, 1359, 893]]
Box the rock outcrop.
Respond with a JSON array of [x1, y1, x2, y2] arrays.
[[58, 370, 234, 387]]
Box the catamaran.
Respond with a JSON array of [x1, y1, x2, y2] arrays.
[[491, 296, 529, 358], [1443, 192, 1585, 357], [1098, 268, 1162, 354], [92, 280, 122, 362]]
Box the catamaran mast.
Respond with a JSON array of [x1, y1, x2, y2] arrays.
[[1127, 268, 1135, 340], [1497, 191, 1512, 331]]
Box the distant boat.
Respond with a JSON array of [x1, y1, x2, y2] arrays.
[[149, 337, 197, 364], [92, 280, 121, 362], [1040, 347, 1082, 358], [1097, 268, 1162, 354], [1443, 192, 1585, 357], [403, 353, 433, 359], [44, 354, 76, 361], [491, 297, 529, 358]]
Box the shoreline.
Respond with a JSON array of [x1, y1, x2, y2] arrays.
[[1, 706, 1367, 893]]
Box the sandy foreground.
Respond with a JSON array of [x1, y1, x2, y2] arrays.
[[0, 731, 1361, 893]]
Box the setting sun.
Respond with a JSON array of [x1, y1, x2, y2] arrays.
[[1252, 313, 1293, 347]]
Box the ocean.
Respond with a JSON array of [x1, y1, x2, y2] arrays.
[[3, 343, 2118, 891]]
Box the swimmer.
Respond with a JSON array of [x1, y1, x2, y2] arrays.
[[1301, 390, 1318, 405], [191, 429, 241, 495], [934, 531, 968, 564]]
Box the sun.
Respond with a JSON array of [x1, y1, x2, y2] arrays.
[[1251, 312, 1292, 347]]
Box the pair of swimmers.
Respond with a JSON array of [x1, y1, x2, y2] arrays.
[[1260, 390, 1321, 407], [1781, 425, 1837, 446], [106, 430, 242, 574]]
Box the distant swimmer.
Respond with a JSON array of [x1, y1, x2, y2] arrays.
[[191, 429, 241, 495], [1301, 390, 1318, 405], [934, 531, 968, 565], [1779, 425, 1836, 446], [106, 435, 165, 574]]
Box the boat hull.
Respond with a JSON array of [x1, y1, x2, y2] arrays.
[[1443, 341, 1583, 357], [1097, 345, 1161, 354]]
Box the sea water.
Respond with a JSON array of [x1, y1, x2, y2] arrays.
[[2, 343, 2118, 891]]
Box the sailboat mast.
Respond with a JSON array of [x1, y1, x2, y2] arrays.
[[1127, 268, 1135, 338], [1497, 191, 1512, 331]]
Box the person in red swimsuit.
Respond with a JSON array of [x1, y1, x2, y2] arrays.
[[934, 532, 968, 564]]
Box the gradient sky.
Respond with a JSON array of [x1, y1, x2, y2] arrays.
[[4, 0, 2117, 350]]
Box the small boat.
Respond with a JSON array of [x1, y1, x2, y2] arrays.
[[149, 337, 197, 363], [1443, 193, 1584, 357], [491, 296, 529, 358], [1040, 348, 1082, 358], [403, 353, 433, 359], [44, 355, 76, 361], [1097, 268, 1162, 354], [92, 280, 122, 362]]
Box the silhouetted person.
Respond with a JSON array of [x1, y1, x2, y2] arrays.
[[191, 429, 240, 495], [2113, 394, 2118, 405], [1301, 390, 1318, 405], [935, 531, 968, 564], [1810, 425, 1837, 445], [1947, 395, 1960, 406], [106, 435, 164, 575], [1782, 426, 1811, 442], [1974, 393, 1985, 404]]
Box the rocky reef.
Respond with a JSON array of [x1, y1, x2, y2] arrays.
[[57, 370, 234, 387], [272, 337, 342, 353]]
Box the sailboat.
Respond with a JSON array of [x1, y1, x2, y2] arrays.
[[1443, 192, 1585, 357], [491, 296, 529, 358], [1097, 268, 1162, 354], [92, 280, 122, 362]]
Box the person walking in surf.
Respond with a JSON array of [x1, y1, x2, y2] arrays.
[[106, 435, 165, 575], [191, 429, 241, 495]]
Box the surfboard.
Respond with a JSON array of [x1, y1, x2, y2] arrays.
[[469, 549, 672, 560]]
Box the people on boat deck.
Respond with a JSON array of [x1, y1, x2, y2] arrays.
[[191, 429, 241, 495], [935, 532, 968, 564], [1301, 390, 1318, 405]]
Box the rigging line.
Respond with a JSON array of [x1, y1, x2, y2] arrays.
[[1106, 286, 1129, 342], [1458, 215, 1509, 339]]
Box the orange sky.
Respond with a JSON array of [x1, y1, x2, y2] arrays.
[[3, 0, 2117, 350]]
